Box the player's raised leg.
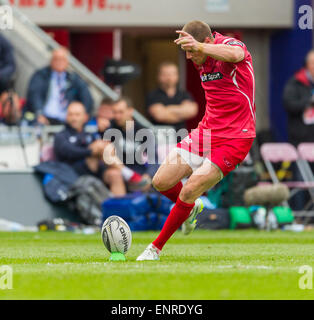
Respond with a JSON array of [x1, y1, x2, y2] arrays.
[[179, 160, 223, 204], [137, 160, 222, 261], [136, 149, 192, 261], [180, 160, 222, 235], [152, 148, 192, 202], [154, 161, 221, 247]]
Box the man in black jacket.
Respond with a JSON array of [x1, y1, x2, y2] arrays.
[[0, 35, 16, 94], [103, 97, 159, 186], [283, 49, 314, 146], [27, 47, 93, 125], [54, 101, 126, 196], [146, 61, 198, 132]]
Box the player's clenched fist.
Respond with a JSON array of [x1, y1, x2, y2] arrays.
[[174, 30, 202, 52]]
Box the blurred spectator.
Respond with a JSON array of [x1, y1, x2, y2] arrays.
[[0, 91, 24, 125], [54, 101, 126, 196], [95, 97, 152, 191], [283, 49, 314, 146], [54, 101, 151, 195], [146, 61, 198, 131], [283, 50, 314, 210], [26, 47, 93, 125], [96, 97, 114, 134], [103, 97, 158, 185], [0, 35, 16, 94]]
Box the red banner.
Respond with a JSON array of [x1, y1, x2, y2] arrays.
[[9, 0, 131, 13]]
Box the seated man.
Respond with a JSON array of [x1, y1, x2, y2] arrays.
[[54, 101, 149, 196], [26, 47, 93, 125], [146, 61, 198, 132], [102, 96, 159, 189], [95, 97, 114, 135], [0, 35, 16, 94], [54, 101, 126, 196]]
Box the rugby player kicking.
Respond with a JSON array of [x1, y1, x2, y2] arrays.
[[137, 20, 256, 261]]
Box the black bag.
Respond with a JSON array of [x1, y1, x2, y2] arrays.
[[196, 208, 230, 230], [34, 161, 79, 203], [42, 177, 70, 203], [68, 175, 111, 226], [222, 165, 258, 207], [103, 59, 141, 85]]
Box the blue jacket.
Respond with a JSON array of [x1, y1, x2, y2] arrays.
[[26, 66, 93, 117], [34, 161, 79, 203], [0, 35, 16, 82], [54, 124, 94, 163]]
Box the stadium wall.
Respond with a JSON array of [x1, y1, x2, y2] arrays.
[[9, 0, 293, 28]]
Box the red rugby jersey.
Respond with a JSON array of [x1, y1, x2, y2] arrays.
[[195, 32, 256, 138]]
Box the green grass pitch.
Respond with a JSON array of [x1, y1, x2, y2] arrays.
[[0, 230, 314, 300]]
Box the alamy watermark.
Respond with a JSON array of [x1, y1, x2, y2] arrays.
[[102, 122, 215, 175], [298, 5, 313, 30], [0, 265, 13, 290], [0, 5, 13, 30], [298, 265, 313, 290]]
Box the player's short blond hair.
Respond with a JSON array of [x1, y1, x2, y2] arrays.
[[182, 20, 213, 43]]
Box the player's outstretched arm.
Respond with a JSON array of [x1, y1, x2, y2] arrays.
[[199, 44, 244, 63], [174, 30, 245, 63]]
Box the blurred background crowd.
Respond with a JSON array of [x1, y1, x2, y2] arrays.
[[0, 0, 313, 230]]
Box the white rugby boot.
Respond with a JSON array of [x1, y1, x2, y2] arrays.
[[136, 243, 161, 261], [181, 198, 204, 235]]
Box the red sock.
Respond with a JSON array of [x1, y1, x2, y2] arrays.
[[129, 172, 142, 183], [160, 181, 183, 203], [152, 197, 194, 251]]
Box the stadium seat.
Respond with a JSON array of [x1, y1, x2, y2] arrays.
[[297, 143, 314, 210], [261, 143, 314, 218]]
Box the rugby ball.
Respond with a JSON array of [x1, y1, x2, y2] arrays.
[[101, 216, 132, 254]]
